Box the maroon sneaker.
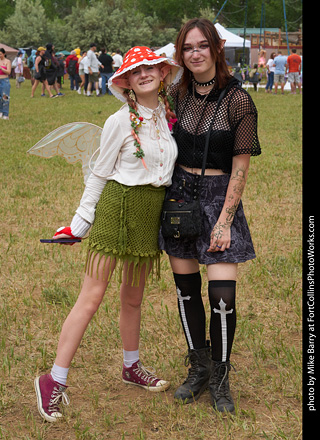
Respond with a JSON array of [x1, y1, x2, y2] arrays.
[[122, 361, 170, 392], [34, 374, 69, 422]]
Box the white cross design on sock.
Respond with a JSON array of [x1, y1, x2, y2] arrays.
[[213, 298, 233, 362]]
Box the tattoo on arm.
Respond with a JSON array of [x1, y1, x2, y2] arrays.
[[224, 165, 247, 225], [211, 162, 249, 241], [225, 198, 241, 225], [211, 221, 224, 240]]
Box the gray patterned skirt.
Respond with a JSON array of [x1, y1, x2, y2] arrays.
[[159, 166, 256, 265]]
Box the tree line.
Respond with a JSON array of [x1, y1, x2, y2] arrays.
[[0, 0, 302, 53]]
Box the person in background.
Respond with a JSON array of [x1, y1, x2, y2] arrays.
[[52, 51, 65, 96], [86, 43, 103, 97], [78, 51, 87, 95], [15, 51, 24, 88], [28, 49, 37, 86], [265, 52, 276, 93], [273, 51, 287, 95], [56, 54, 65, 89], [0, 47, 11, 120], [258, 49, 266, 68], [98, 48, 114, 95], [248, 63, 260, 91], [45, 44, 62, 96], [232, 66, 243, 85], [30, 47, 58, 99], [286, 48, 302, 95], [112, 49, 123, 72], [74, 47, 81, 60], [66, 50, 80, 92]]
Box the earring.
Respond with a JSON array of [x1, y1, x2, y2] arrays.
[[158, 81, 166, 103], [158, 81, 165, 95], [158, 81, 164, 93], [128, 89, 136, 102]]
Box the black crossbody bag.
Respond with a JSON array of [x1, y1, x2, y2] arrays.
[[161, 87, 226, 239]]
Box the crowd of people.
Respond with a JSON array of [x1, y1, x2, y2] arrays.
[[0, 42, 124, 119], [232, 48, 302, 94], [256, 48, 302, 94], [1, 40, 302, 120], [27, 43, 123, 98]]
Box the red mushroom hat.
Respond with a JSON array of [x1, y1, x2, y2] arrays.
[[108, 46, 182, 102]]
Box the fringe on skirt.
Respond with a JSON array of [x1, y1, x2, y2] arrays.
[[86, 180, 166, 286]]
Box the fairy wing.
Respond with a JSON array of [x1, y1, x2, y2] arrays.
[[27, 122, 102, 184]]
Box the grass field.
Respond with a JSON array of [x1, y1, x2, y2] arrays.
[[0, 79, 302, 439]]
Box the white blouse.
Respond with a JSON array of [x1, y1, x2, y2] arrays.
[[72, 102, 178, 234]]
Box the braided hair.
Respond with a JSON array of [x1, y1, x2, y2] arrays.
[[124, 85, 177, 167]]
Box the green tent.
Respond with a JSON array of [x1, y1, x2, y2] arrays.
[[55, 50, 71, 56]]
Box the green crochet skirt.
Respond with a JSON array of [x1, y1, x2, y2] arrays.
[[86, 180, 165, 285]]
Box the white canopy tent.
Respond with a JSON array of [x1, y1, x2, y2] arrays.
[[154, 43, 175, 58], [215, 23, 251, 66], [155, 23, 251, 66], [215, 23, 250, 48]]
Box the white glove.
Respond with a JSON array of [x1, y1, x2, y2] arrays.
[[70, 213, 91, 237]]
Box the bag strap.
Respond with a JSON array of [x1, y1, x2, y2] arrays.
[[200, 87, 227, 184], [176, 85, 228, 202]]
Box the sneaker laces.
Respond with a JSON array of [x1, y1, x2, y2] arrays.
[[133, 362, 158, 384], [49, 386, 70, 413]]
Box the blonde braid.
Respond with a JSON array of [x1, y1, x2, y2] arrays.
[[126, 90, 138, 113]]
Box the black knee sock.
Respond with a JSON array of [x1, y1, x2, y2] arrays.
[[208, 280, 236, 362], [173, 272, 206, 350]]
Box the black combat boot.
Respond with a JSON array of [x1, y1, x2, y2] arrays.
[[174, 345, 211, 403], [209, 360, 235, 413]]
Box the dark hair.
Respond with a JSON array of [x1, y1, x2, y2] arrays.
[[174, 18, 231, 93], [0, 48, 6, 56]]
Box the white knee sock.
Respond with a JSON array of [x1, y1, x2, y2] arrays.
[[123, 349, 139, 368], [51, 363, 69, 385]]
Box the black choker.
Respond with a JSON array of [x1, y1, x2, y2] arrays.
[[192, 76, 216, 87]]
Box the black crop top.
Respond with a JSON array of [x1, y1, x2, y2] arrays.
[[171, 78, 261, 174]]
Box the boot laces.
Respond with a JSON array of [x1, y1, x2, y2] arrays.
[[213, 362, 235, 398], [183, 351, 202, 383]]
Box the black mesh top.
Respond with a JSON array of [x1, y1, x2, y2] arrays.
[[171, 78, 261, 174]]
